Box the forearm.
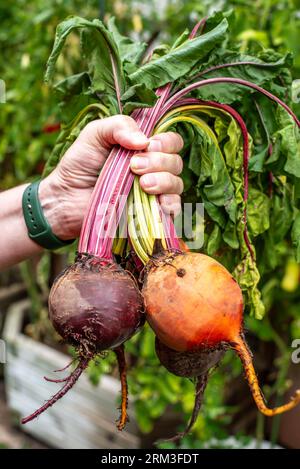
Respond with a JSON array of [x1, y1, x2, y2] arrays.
[[0, 180, 64, 271]]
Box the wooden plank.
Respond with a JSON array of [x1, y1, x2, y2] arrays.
[[5, 352, 138, 429], [3, 300, 141, 449], [0, 284, 26, 315], [2, 299, 28, 342], [9, 393, 138, 449]]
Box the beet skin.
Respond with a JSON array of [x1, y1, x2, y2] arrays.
[[49, 254, 144, 357]]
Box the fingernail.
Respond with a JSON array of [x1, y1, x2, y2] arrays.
[[161, 194, 174, 204], [131, 156, 149, 170], [148, 138, 162, 152], [132, 132, 149, 146], [163, 204, 181, 217], [141, 174, 157, 188]]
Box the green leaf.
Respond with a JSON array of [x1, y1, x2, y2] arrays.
[[121, 83, 157, 114], [54, 72, 93, 121], [45, 16, 124, 113], [234, 254, 265, 319], [223, 118, 240, 168], [129, 19, 228, 89], [188, 133, 202, 177], [207, 224, 222, 255], [134, 401, 154, 433], [43, 103, 107, 177], [192, 125, 237, 222], [276, 110, 300, 178], [194, 52, 292, 104], [269, 192, 294, 243], [247, 188, 270, 237], [223, 221, 239, 249], [107, 17, 146, 64], [181, 165, 195, 192], [170, 29, 190, 50], [204, 201, 226, 228], [245, 316, 275, 341]]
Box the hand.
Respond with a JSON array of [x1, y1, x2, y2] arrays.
[[40, 115, 184, 240]]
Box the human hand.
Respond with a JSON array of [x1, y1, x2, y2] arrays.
[[40, 115, 184, 240]]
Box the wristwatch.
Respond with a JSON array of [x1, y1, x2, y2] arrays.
[[22, 180, 75, 250]]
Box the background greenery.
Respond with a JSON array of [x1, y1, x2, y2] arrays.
[[1, 0, 300, 448]]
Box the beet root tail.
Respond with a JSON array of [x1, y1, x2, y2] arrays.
[[21, 358, 89, 425], [43, 375, 70, 383], [156, 372, 208, 444], [114, 345, 128, 431], [232, 335, 300, 417], [52, 359, 76, 373]]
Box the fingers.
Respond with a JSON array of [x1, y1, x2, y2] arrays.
[[79, 117, 184, 155], [131, 151, 183, 176], [159, 194, 182, 217], [147, 132, 184, 154], [139, 172, 184, 195]]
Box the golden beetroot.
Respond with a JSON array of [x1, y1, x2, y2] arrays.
[[145, 252, 243, 351], [144, 251, 300, 420]]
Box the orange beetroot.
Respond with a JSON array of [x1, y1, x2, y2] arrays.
[[144, 251, 300, 424]]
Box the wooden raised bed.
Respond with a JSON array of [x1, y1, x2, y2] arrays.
[[3, 299, 140, 449]]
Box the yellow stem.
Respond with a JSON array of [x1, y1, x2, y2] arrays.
[[131, 103, 243, 264], [112, 237, 127, 256], [127, 190, 149, 263], [232, 335, 300, 416]]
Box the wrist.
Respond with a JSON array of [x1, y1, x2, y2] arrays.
[[39, 173, 86, 240], [39, 176, 73, 241]]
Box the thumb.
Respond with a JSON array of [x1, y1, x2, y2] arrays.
[[79, 115, 149, 152]]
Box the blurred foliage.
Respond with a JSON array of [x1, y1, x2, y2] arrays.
[[1, 0, 300, 448]]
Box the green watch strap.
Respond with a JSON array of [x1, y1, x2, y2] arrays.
[[22, 180, 75, 250]]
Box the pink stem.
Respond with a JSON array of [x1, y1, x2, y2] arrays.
[[160, 208, 180, 250], [184, 60, 286, 86], [79, 85, 175, 259], [189, 17, 207, 39], [268, 172, 274, 198], [90, 110, 150, 257], [163, 77, 300, 127], [110, 49, 123, 114], [79, 108, 145, 253], [79, 146, 121, 252]]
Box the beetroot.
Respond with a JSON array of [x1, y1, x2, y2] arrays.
[[22, 254, 143, 428], [49, 254, 143, 356], [144, 251, 300, 432]]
